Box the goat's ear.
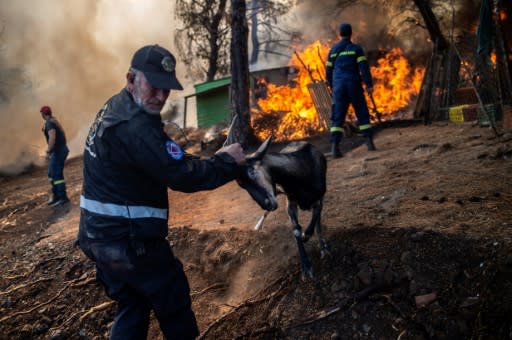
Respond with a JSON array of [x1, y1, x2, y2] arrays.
[[247, 134, 272, 160], [223, 114, 238, 147]]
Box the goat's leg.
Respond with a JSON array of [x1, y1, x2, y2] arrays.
[[287, 198, 300, 227], [294, 226, 314, 280], [302, 199, 322, 243], [288, 199, 313, 279], [314, 203, 329, 259]]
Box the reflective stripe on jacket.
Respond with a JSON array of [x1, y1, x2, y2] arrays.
[[325, 38, 373, 89], [80, 196, 168, 220]]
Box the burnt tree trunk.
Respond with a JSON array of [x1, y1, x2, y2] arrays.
[[249, 0, 260, 65], [206, 0, 228, 82], [230, 0, 254, 147], [413, 0, 448, 51]]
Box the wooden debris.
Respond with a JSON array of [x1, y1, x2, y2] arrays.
[[79, 301, 115, 322], [0, 277, 52, 296], [0, 283, 71, 322], [190, 283, 227, 297]]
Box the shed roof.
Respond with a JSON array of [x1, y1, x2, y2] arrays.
[[194, 77, 231, 95]]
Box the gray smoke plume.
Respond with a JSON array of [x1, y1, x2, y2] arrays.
[[0, 0, 181, 175], [0, 0, 480, 176]]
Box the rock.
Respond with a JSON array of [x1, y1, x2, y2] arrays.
[[415, 292, 437, 308], [330, 332, 341, 339], [356, 265, 372, 288], [32, 321, 49, 334], [400, 251, 412, 263], [1, 296, 12, 308], [48, 329, 67, 340], [459, 296, 479, 308], [362, 324, 371, 333]]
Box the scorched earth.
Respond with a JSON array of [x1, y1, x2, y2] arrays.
[[0, 121, 511, 339]]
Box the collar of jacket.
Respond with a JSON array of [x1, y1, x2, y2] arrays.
[[98, 88, 144, 138]]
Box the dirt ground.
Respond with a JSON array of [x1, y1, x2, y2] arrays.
[[1, 121, 512, 339]]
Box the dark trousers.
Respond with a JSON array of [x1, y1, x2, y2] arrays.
[[78, 234, 199, 340], [48, 146, 69, 199], [330, 81, 372, 143]]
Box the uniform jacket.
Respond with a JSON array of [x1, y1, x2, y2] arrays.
[[325, 38, 373, 89], [80, 88, 240, 241]]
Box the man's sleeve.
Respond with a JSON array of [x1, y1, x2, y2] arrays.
[[325, 47, 335, 87], [46, 120, 57, 132], [128, 125, 241, 193], [356, 46, 373, 89]]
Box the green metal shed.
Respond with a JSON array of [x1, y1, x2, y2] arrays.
[[194, 77, 231, 128], [184, 67, 291, 128]]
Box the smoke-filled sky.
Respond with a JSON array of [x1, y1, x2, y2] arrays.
[[0, 0, 476, 175], [0, 0, 183, 174]]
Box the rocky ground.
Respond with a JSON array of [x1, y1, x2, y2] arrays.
[[1, 120, 511, 339]]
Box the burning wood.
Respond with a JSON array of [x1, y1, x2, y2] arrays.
[[251, 41, 425, 142]]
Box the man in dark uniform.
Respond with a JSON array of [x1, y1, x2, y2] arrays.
[[77, 44, 246, 339], [326, 23, 376, 158], [40, 105, 69, 206]]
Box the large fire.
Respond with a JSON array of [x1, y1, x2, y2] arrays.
[[251, 41, 425, 142]]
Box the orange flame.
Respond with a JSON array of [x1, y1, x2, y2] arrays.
[[490, 51, 497, 65], [500, 9, 507, 21], [369, 48, 424, 118], [251, 41, 329, 142], [252, 42, 424, 142]]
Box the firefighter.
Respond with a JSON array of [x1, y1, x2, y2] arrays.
[[326, 22, 376, 158], [76, 44, 246, 339], [40, 105, 69, 206]]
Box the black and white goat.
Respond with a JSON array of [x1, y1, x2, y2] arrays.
[[234, 135, 328, 279]]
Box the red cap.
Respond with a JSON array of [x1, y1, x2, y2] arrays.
[[40, 105, 52, 115]]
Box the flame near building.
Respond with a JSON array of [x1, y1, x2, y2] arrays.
[[251, 41, 425, 142]]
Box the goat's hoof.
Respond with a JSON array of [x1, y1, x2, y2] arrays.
[[302, 233, 311, 243], [320, 249, 331, 259], [301, 268, 315, 281]]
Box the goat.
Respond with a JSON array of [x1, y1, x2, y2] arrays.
[[235, 135, 328, 279]]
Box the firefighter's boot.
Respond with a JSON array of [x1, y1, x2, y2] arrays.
[[48, 194, 58, 205], [366, 136, 376, 151], [331, 141, 342, 158]]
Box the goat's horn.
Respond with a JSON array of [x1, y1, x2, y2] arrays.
[[247, 134, 272, 160], [223, 114, 238, 147]]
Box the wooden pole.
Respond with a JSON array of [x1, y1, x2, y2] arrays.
[[452, 44, 499, 137]]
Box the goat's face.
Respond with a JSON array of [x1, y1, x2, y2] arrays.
[[237, 160, 278, 211], [236, 135, 278, 211]]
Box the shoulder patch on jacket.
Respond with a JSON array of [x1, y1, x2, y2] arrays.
[[166, 140, 183, 160]]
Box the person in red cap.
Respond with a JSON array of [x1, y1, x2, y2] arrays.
[[76, 44, 246, 339], [40, 105, 69, 206]]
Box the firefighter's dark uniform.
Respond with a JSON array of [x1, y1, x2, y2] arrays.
[[77, 88, 240, 339], [326, 24, 375, 156], [43, 117, 69, 203]]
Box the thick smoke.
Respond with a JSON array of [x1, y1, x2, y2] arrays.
[[288, 1, 435, 53], [263, 0, 480, 70], [0, 0, 184, 175], [0, 0, 480, 175]]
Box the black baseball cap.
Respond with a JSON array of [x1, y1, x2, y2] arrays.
[[339, 23, 352, 36], [130, 44, 183, 90]]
